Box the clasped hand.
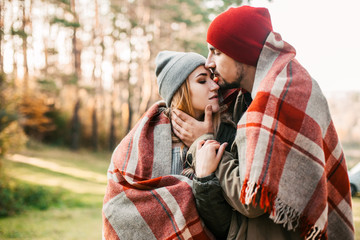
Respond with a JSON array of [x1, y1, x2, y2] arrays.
[[195, 140, 227, 178], [171, 105, 214, 147]]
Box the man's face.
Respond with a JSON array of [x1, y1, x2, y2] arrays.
[[205, 43, 244, 90]]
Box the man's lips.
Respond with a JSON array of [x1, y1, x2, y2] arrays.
[[209, 95, 218, 100], [213, 72, 220, 83]]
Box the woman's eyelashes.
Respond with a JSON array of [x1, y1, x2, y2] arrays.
[[198, 79, 206, 84], [196, 73, 210, 84]]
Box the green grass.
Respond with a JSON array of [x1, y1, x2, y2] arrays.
[[0, 142, 359, 239], [346, 143, 360, 239], [0, 208, 102, 240], [0, 143, 111, 240], [353, 197, 360, 240], [20, 141, 111, 174]]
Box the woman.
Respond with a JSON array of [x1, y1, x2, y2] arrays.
[[102, 51, 235, 240]]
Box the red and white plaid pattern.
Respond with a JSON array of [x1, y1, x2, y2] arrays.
[[237, 32, 354, 240], [102, 101, 214, 240]]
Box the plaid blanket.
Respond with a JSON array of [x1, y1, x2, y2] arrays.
[[102, 101, 214, 240], [237, 32, 354, 240]]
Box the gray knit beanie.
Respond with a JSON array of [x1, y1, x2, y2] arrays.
[[155, 51, 206, 107]]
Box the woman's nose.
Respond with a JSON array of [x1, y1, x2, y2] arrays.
[[210, 80, 220, 91]]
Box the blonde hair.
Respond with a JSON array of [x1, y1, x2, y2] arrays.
[[165, 78, 221, 142]]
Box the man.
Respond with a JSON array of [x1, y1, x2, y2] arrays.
[[172, 6, 354, 240]]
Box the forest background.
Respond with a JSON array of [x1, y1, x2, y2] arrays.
[[1, 0, 360, 154], [1, 0, 360, 238], [1, 0, 249, 154]]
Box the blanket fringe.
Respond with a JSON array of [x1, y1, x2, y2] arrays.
[[244, 181, 258, 205], [240, 180, 327, 240], [270, 198, 300, 231], [259, 185, 276, 213], [271, 198, 325, 240], [305, 225, 323, 240], [241, 179, 274, 212]]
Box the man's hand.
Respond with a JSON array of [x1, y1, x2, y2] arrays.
[[195, 140, 227, 178], [171, 105, 213, 147]]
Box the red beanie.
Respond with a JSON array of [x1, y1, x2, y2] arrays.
[[207, 6, 273, 67]]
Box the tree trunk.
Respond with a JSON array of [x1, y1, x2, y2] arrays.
[[70, 98, 80, 150], [126, 73, 133, 133], [21, 0, 29, 94], [70, 0, 81, 150], [0, 0, 4, 73], [71, 0, 81, 81], [72, 28, 81, 81], [138, 43, 152, 115], [109, 98, 116, 151], [43, 38, 49, 74], [12, 43, 18, 85], [91, 104, 98, 151]]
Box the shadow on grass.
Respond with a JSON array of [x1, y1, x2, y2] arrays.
[[1, 173, 103, 217], [0, 143, 109, 239]]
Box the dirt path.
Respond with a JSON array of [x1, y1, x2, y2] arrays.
[[6, 154, 107, 194]]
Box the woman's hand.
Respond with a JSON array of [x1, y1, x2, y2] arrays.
[[195, 140, 227, 178], [171, 105, 213, 147]]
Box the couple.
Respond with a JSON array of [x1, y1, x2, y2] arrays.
[[103, 6, 354, 240]]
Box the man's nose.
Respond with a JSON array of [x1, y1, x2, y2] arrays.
[[205, 57, 215, 70]]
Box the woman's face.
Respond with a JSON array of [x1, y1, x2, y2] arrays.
[[188, 65, 220, 119]]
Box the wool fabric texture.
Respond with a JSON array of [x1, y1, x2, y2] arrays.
[[236, 32, 354, 239], [207, 6, 273, 67], [102, 101, 215, 240], [155, 51, 206, 106]]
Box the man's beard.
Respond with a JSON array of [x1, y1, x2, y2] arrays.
[[218, 62, 243, 90], [218, 80, 240, 90]]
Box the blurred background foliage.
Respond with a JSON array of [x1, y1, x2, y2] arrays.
[[1, 0, 359, 161], [0, 0, 255, 220], [1, 1, 360, 238], [0, 0, 246, 156]]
